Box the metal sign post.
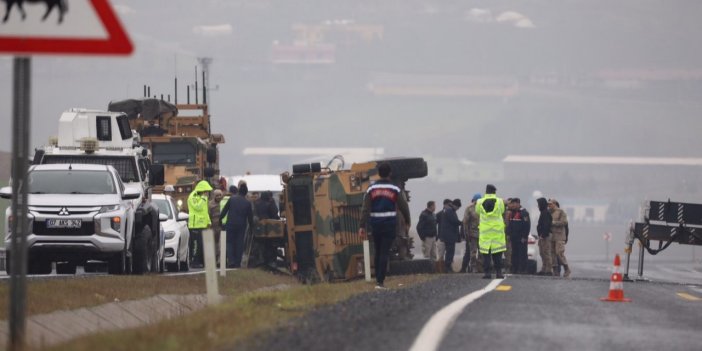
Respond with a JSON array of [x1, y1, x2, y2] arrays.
[[9, 56, 31, 351], [2, 3, 133, 349]]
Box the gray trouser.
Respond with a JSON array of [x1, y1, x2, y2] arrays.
[[422, 236, 437, 261]]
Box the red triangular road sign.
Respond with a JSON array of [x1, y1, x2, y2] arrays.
[[0, 0, 132, 55]]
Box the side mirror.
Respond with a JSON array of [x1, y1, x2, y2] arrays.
[[0, 186, 12, 199], [159, 213, 168, 222], [177, 212, 189, 221], [122, 188, 141, 200], [149, 164, 165, 186]]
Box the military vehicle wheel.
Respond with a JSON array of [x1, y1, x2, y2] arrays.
[[388, 259, 435, 276], [381, 158, 428, 179], [133, 225, 154, 274], [206, 147, 217, 163]]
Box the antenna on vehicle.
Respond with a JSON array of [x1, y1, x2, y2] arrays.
[[202, 69, 207, 105], [187, 85, 190, 104], [174, 77, 178, 104], [194, 65, 199, 105]]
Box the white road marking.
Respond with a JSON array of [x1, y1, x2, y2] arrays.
[[409, 278, 504, 351]]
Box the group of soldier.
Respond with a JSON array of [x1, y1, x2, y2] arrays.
[[416, 184, 571, 278]]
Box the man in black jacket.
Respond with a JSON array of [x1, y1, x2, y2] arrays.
[[439, 199, 462, 273], [536, 197, 553, 275], [416, 201, 437, 261], [358, 163, 411, 289], [506, 198, 530, 274], [220, 183, 255, 268]]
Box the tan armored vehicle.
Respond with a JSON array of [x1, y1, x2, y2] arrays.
[[107, 99, 225, 207], [251, 157, 432, 283]]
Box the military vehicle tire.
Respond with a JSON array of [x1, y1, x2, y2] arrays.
[[381, 158, 428, 179], [388, 259, 435, 276], [292, 163, 311, 174], [206, 147, 217, 163], [133, 225, 154, 274]]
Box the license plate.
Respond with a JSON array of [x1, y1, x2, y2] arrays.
[[46, 219, 82, 228]]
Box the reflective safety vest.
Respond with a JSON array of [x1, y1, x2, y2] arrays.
[[220, 195, 230, 225], [188, 181, 213, 229], [476, 194, 506, 254]]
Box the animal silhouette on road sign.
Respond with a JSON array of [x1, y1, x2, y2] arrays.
[[2, 0, 67, 24]]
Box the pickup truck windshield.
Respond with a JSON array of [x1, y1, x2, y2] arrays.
[[28, 170, 117, 194], [42, 155, 141, 183]]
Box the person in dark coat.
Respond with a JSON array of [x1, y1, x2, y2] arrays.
[[506, 198, 531, 274], [416, 201, 438, 261], [220, 183, 254, 268], [254, 190, 280, 220], [439, 198, 462, 273]]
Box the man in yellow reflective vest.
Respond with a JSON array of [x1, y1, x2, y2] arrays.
[[188, 180, 213, 268], [476, 184, 507, 279]]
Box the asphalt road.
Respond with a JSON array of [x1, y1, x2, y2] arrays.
[[242, 260, 702, 351]]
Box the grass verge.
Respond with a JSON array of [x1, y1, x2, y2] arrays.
[[44, 273, 436, 351], [0, 269, 298, 319]]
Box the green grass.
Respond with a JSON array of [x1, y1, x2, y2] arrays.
[[0, 269, 298, 319], [43, 273, 436, 351]]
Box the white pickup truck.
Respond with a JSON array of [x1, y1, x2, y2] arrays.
[[1, 163, 165, 274]]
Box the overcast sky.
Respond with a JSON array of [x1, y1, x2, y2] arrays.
[[1, 0, 701, 179]]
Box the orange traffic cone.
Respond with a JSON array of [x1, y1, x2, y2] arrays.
[[601, 254, 631, 302]]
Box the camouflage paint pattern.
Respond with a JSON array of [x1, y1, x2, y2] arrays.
[[130, 103, 225, 208], [257, 158, 426, 283]]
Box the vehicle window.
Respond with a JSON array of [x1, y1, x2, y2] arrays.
[[28, 170, 116, 194], [153, 199, 173, 219], [42, 155, 139, 183], [96, 116, 112, 141], [116, 115, 133, 140], [152, 142, 196, 165]]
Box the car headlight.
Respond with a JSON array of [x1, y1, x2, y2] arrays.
[[98, 204, 121, 213], [165, 231, 176, 240]]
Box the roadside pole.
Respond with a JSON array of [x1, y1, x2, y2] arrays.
[[9, 56, 31, 351], [1, 3, 134, 350], [202, 229, 221, 305], [363, 240, 371, 282], [219, 230, 226, 276]]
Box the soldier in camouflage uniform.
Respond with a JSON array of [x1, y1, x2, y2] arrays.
[[461, 193, 482, 273], [548, 199, 571, 278]]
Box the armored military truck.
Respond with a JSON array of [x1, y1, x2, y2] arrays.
[[107, 99, 225, 209], [31, 108, 165, 274], [251, 157, 432, 283]]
